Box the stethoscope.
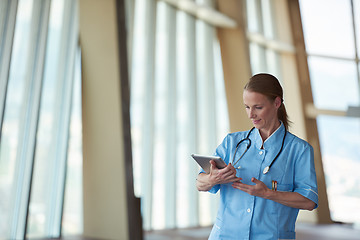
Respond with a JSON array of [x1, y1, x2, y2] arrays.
[[231, 127, 287, 174]]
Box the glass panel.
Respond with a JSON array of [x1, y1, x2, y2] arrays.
[[0, 0, 33, 238], [26, 0, 65, 237], [301, 0, 360, 226], [265, 49, 281, 78], [261, 0, 275, 39], [152, 1, 170, 229], [308, 56, 359, 110], [130, 0, 147, 199], [0, 0, 80, 237], [300, 0, 355, 58], [213, 39, 229, 143], [176, 11, 199, 228], [317, 116, 360, 223], [249, 42, 266, 74], [62, 47, 83, 235], [130, 0, 156, 231], [246, 0, 263, 33], [131, 0, 229, 231], [196, 17, 221, 228]]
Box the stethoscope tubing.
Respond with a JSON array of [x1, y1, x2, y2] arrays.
[[232, 127, 254, 167], [232, 127, 287, 174], [268, 130, 287, 170]]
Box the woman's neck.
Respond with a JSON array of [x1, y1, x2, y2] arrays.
[[259, 121, 281, 142]]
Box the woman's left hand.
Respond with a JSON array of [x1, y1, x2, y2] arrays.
[[232, 177, 269, 198], [232, 177, 316, 210]]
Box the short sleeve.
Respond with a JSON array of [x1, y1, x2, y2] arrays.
[[293, 144, 319, 209]]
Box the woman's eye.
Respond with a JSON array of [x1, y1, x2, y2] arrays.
[[256, 107, 263, 110]]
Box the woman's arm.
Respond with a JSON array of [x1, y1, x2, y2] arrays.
[[196, 160, 241, 192], [196, 173, 215, 192], [232, 177, 316, 210], [267, 189, 316, 210]]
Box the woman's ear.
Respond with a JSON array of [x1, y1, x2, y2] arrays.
[[274, 96, 282, 108]]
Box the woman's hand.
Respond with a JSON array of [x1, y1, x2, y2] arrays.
[[232, 177, 316, 210], [232, 177, 269, 198], [196, 160, 242, 192], [208, 160, 241, 185]]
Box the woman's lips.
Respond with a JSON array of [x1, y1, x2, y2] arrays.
[[252, 119, 261, 124]]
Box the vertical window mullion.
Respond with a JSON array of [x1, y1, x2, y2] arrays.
[[350, 0, 360, 98], [125, 0, 134, 75], [9, 1, 51, 239]]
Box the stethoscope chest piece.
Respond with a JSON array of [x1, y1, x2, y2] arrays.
[[263, 166, 270, 175]]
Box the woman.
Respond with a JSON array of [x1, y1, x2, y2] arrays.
[[196, 73, 318, 240]]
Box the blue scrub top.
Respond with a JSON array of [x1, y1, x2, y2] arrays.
[[205, 123, 318, 240]]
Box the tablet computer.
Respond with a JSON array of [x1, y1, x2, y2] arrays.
[[191, 154, 226, 173]]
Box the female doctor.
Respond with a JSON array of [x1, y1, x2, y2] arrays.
[[196, 73, 318, 240]]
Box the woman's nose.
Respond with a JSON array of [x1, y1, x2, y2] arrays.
[[249, 109, 256, 118]]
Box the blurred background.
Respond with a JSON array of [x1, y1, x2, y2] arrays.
[[0, 0, 359, 239]]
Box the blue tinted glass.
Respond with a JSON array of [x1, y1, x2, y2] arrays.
[[308, 56, 359, 110], [26, 0, 65, 237], [317, 116, 360, 223], [300, 0, 355, 58], [0, 0, 33, 237]]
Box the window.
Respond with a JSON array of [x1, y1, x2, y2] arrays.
[[245, 0, 288, 80], [0, 0, 81, 238], [300, 0, 360, 224], [130, 0, 229, 230]]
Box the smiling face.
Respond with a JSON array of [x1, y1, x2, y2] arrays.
[[243, 90, 281, 137]]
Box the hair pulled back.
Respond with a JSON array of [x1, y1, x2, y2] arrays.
[[244, 73, 291, 130]]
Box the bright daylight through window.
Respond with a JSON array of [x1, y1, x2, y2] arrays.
[[130, 0, 229, 230], [300, 0, 360, 225], [0, 0, 82, 239]]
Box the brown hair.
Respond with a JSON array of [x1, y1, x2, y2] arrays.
[[244, 73, 291, 130]]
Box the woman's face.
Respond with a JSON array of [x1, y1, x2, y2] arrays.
[[243, 90, 281, 132]]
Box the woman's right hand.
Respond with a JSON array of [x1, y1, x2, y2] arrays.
[[208, 160, 242, 185], [196, 160, 242, 191]]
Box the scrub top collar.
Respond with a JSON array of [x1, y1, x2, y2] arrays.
[[253, 121, 285, 150]]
